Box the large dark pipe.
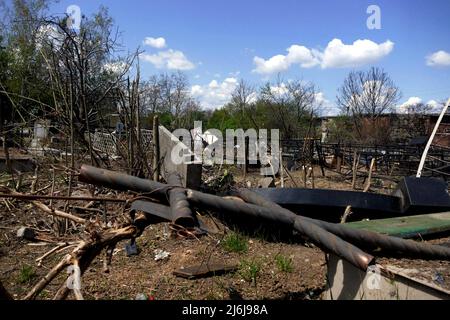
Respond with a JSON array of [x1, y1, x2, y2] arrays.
[[167, 173, 195, 227], [79, 165, 373, 270], [79, 165, 168, 196], [233, 188, 450, 260]]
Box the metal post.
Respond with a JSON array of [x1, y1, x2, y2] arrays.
[[417, 98, 450, 177]]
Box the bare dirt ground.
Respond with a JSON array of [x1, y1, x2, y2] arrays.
[[0, 222, 327, 300]]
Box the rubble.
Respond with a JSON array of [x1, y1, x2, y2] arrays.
[[154, 249, 170, 261]]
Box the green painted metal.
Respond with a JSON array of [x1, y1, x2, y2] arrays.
[[345, 212, 450, 238]]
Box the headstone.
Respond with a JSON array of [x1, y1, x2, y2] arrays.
[[158, 125, 202, 189]]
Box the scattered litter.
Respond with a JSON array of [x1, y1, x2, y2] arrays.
[[135, 293, 148, 300], [125, 241, 138, 257], [16, 227, 36, 241], [154, 249, 170, 261], [432, 272, 444, 285], [112, 248, 123, 256]]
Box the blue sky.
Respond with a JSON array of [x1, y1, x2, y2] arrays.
[[49, 0, 450, 114]]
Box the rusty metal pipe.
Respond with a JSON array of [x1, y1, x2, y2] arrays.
[[234, 188, 450, 261], [79, 165, 168, 196], [167, 173, 195, 227], [79, 165, 373, 270]]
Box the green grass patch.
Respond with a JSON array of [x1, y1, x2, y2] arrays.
[[275, 254, 293, 273], [18, 265, 36, 284], [222, 233, 248, 253], [239, 259, 261, 286]]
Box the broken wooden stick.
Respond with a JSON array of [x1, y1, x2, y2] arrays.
[[282, 163, 298, 187], [340, 205, 352, 224], [36, 242, 73, 266], [364, 158, 376, 192], [30, 198, 86, 224], [351, 152, 360, 190]]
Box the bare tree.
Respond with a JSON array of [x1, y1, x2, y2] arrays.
[[337, 67, 401, 143], [286, 79, 317, 122], [400, 102, 441, 141], [37, 7, 137, 165], [230, 79, 257, 128], [140, 72, 194, 129], [260, 76, 318, 139]]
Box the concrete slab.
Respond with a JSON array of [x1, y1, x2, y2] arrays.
[[158, 125, 202, 189], [323, 253, 450, 300]]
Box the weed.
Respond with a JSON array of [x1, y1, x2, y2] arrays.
[[222, 233, 248, 253], [275, 254, 293, 273], [239, 259, 261, 286], [18, 265, 36, 284]]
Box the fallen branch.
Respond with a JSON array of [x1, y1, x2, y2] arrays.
[[24, 224, 141, 300], [0, 193, 127, 203], [36, 242, 73, 266], [30, 198, 86, 224], [24, 250, 73, 300]]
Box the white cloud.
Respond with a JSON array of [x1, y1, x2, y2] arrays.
[[252, 38, 394, 74], [321, 39, 394, 68], [269, 83, 289, 96], [286, 45, 321, 68], [143, 37, 167, 49], [426, 50, 450, 67], [397, 97, 422, 113], [397, 97, 444, 114], [191, 77, 238, 109], [140, 49, 195, 70], [426, 99, 439, 109], [315, 92, 340, 116], [426, 99, 444, 113], [253, 55, 290, 74], [208, 80, 219, 89]]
